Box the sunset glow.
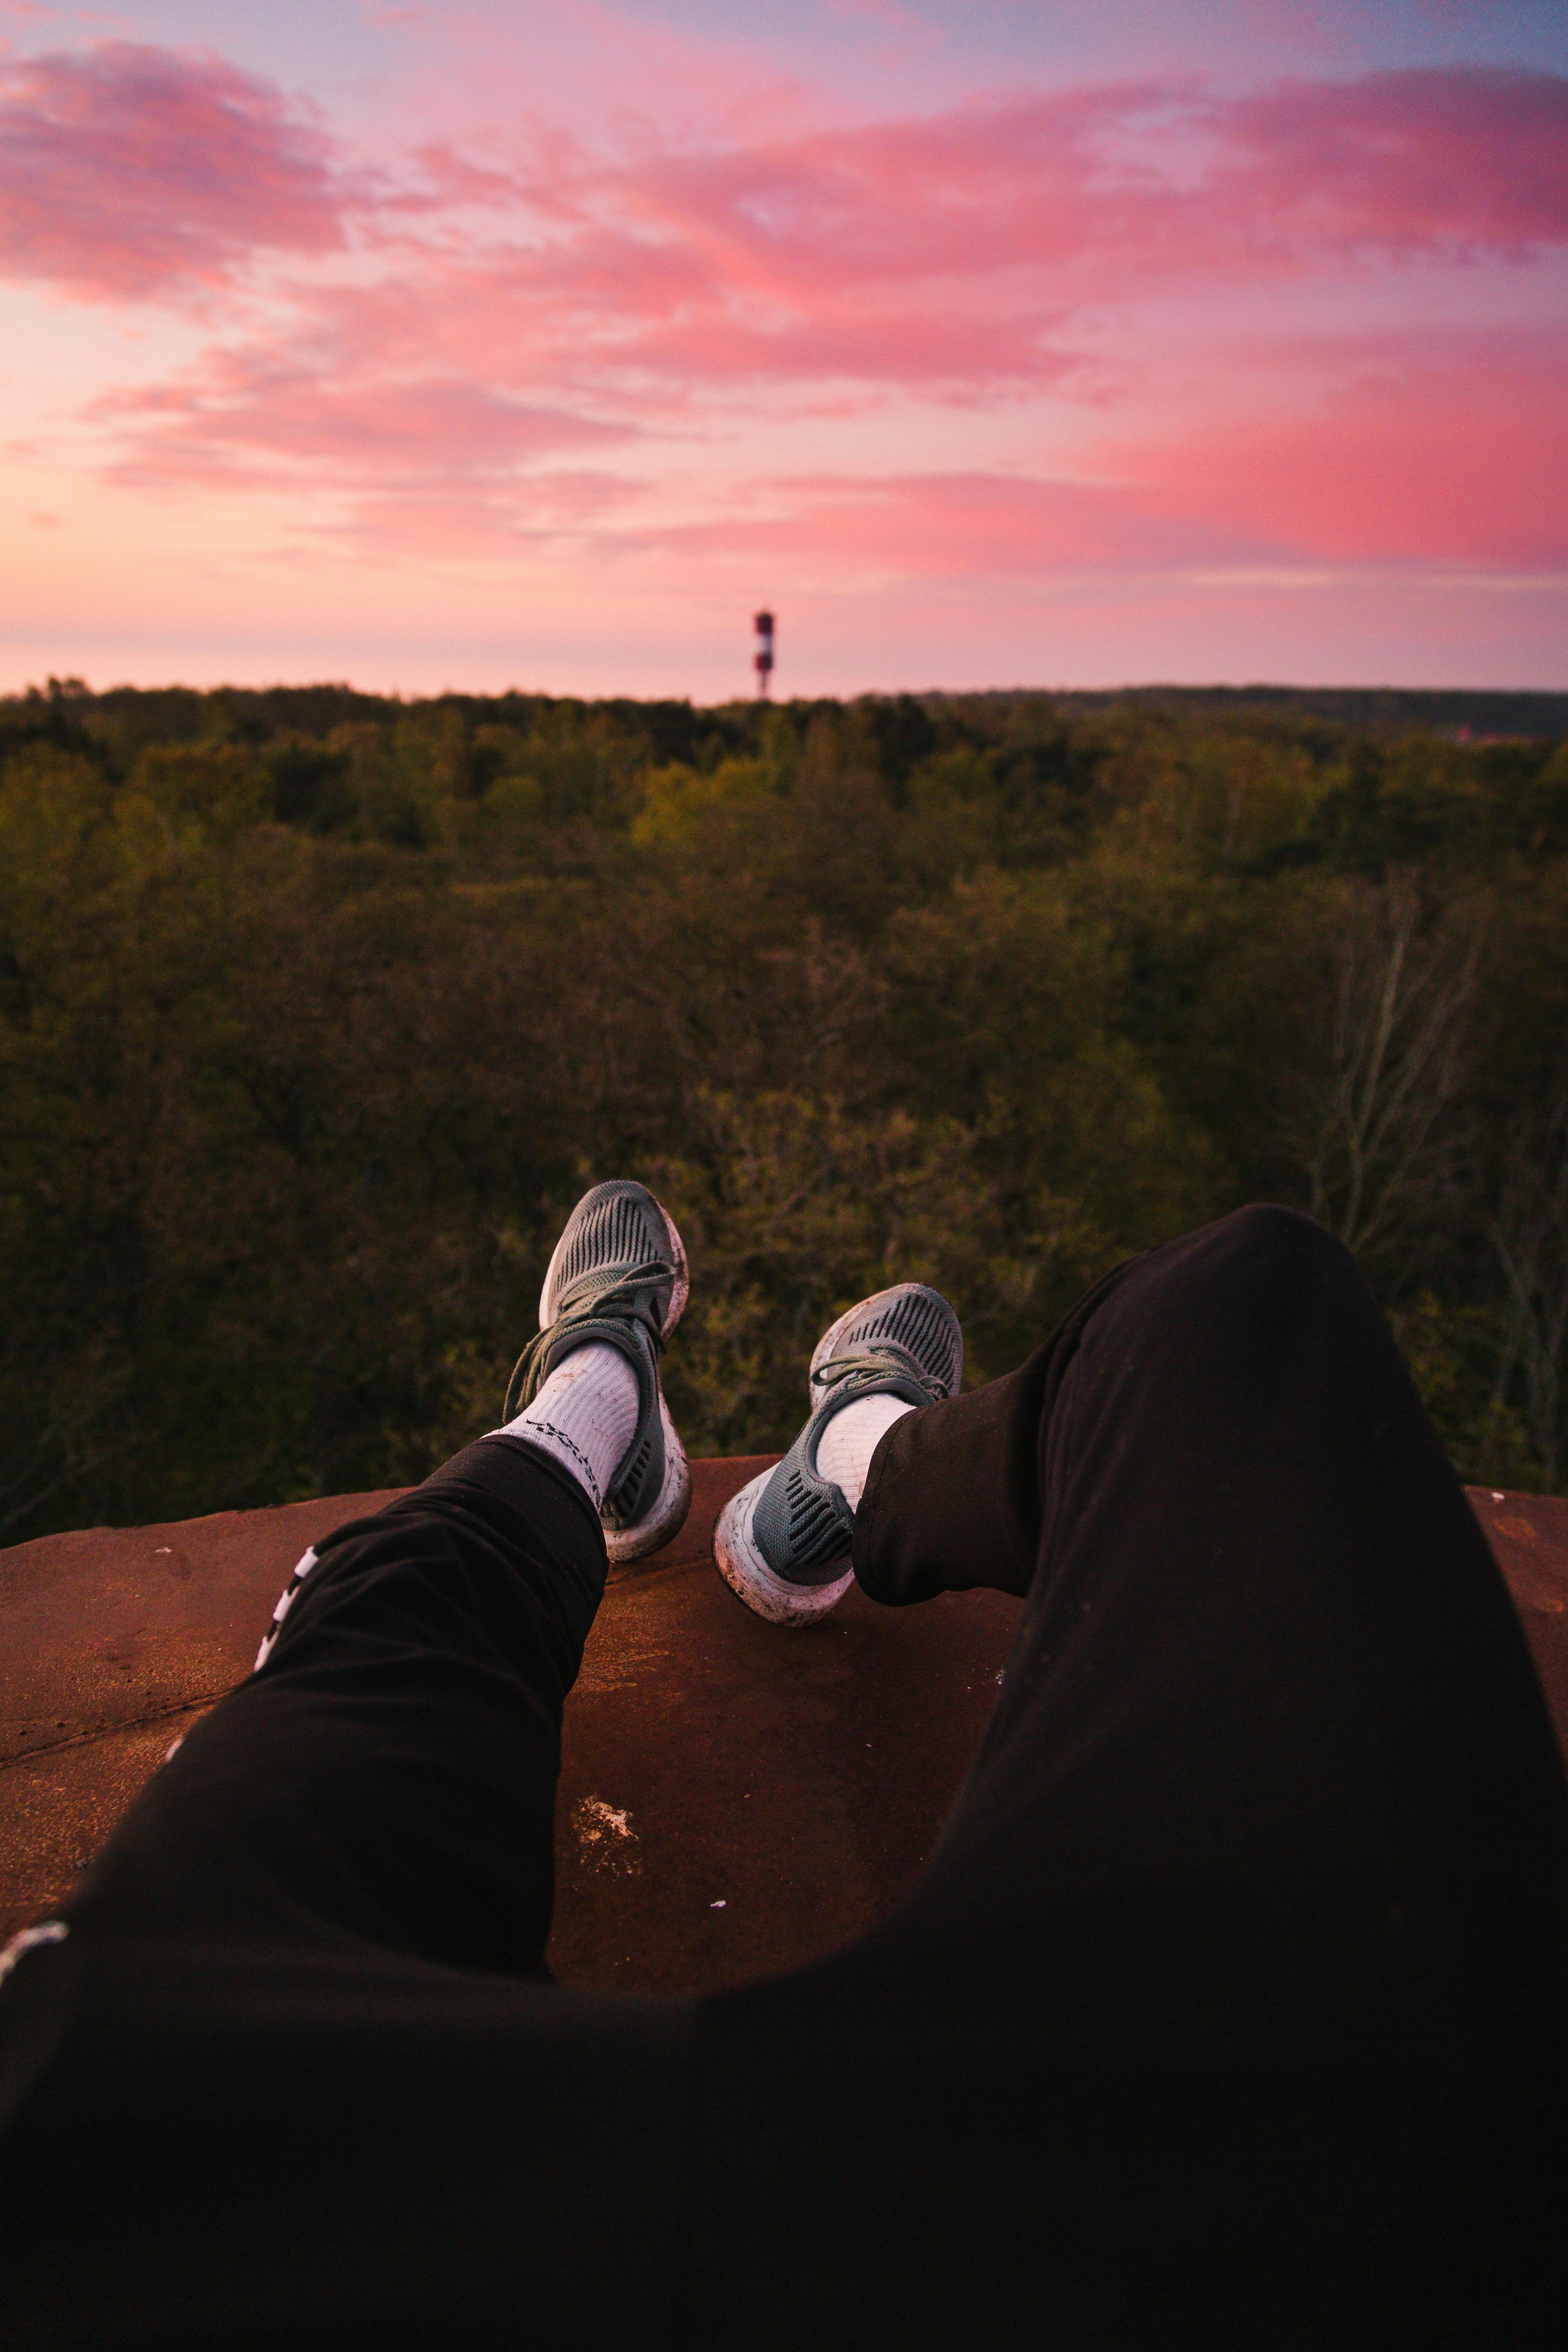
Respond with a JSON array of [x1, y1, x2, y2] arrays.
[[3, 2, 1565, 696]]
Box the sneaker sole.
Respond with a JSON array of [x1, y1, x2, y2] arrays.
[[606, 1392, 691, 1564], [713, 1468, 854, 1626]]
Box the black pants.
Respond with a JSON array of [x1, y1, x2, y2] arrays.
[[4, 1207, 1566, 2348]]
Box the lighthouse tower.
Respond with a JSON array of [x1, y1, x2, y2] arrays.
[[753, 610, 775, 699]]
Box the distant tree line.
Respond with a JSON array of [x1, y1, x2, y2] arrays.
[[3, 674, 1566, 1541]]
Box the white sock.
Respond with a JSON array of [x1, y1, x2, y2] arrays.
[[815, 1393, 914, 1514], [494, 1342, 639, 1515]]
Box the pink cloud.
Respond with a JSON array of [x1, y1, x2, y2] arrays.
[[7, 45, 1563, 349], [11, 42, 1565, 588], [344, 61, 1560, 416], [528, 63, 1568, 344], [0, 42, 348, 300], [227, 463, 1264, 579], [91, 53, 1560, 498], [1221, 67, 1568, 261], [607, 469, 1257, 578], [284, 467, 646, 562], [94, 350, 623, 492], [1108, 340, 1568, 565], [254, 246, 1082, 402]]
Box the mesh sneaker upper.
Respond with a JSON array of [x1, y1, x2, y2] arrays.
[[540, 1180, 680, 1334], [811, 1282, 962, 1405], [755, 1282, 962, 1584]]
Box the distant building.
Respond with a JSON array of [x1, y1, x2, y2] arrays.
[[754, 610, 775, 699]]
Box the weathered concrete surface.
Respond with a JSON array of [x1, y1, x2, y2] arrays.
[[0, 1459, 786, 1955], [2, 1475, 1565, 1991], [1, 1486, 409, 1773], [550, 1559, 1019, 1992]]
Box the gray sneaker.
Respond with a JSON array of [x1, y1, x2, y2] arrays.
[[714, 1282, 962, 1624], [504, 1180, 691, 1561]]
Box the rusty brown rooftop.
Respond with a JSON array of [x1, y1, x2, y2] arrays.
[[4, 1462, 1566, 1992]]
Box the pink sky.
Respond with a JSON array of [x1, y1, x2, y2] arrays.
[[1, 1, 1565, 697]]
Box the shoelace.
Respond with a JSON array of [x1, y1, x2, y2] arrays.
[[814, 1340, 946, 1400], [508, 1253, 675, 1412]]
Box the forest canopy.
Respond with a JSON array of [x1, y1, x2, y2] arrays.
[[3, 675, 1567, 1543]]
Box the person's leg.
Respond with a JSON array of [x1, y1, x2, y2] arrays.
[[0, 1180, 700, 2352], [0, 1436, 694, 2352], [686, 1205, 1568, 2348], [858, 1204, 1568, 1948], [62, 1437, 604, 1972]]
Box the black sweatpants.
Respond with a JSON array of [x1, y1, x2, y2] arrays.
[[3, 1207, 1566, 2348]]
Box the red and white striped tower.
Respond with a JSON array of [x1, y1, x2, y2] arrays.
[[753, 609, 775, 699]]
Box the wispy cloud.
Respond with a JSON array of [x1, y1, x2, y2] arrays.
[[7, 46, 1563, 333], [1103, 334, 1568, 565], [589, 467, 1264, 578], [1222, 65, 1568, 258], [427, 65, 1567, 397], [3, 36, 1564, 604], [0, 42, 350, 300], [96, 353, 626, 492]]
